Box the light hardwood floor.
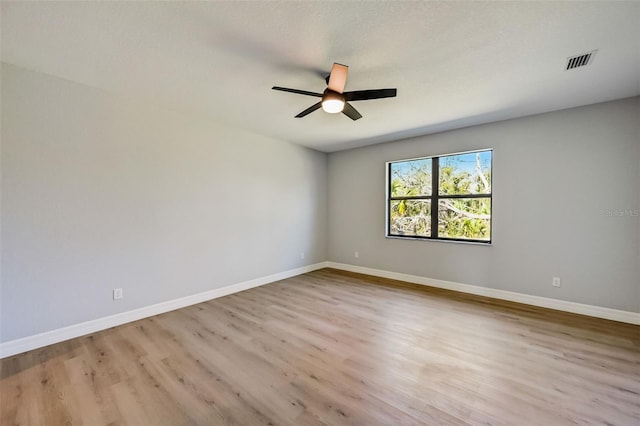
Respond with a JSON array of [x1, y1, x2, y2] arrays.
[[1, 268, 639, 425]]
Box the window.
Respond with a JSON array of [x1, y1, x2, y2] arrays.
[[387, 149, 492, 243]]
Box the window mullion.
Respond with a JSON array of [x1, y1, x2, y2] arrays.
[[431, 157, 439, 238], [439, 194, 492, 199], [389, 196, 433, 201]]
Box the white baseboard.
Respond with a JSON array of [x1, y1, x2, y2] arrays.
[[326, 262, 640, 325], [0, 262, 329, 359], [3, 260, 636, 358]]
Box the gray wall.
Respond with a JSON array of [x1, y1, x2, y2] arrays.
[[2, 61, 637, 345], [1, 63, 327, 342], [328, 97, 640, 312]]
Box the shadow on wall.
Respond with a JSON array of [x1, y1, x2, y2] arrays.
[[322, 103, 529, 152]]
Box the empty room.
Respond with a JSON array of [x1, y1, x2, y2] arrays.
[[1, 1, 639, 425]]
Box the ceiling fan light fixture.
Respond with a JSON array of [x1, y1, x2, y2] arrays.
[[322, 99, 345, 114], [321, 90, 345, 113]]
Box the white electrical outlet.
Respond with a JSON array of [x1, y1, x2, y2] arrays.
[[354, 251, 359, 258], [300, 252, 305, 259], [552, 277, 561, 287], [113, 288, 123, 300]]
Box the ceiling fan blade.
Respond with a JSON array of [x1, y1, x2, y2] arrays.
[[272, 86, 323, 97], [343, 88, 397, 101], [295, 102, 323, 118], [342, 102, 362, 121], [327, 63, 348, 93]]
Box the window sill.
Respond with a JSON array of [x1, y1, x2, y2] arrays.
[[385, 235, 492, 246]]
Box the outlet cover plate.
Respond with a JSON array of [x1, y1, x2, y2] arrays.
[[113, 288, 123, 300]]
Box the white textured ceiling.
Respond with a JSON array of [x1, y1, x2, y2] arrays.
[[2, 1, 639, 152]]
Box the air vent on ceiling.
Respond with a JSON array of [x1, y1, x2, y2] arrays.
[[565, 50, 596, 70]]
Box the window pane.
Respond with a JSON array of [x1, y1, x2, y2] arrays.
[[438, 198, 491, 241], [389, 200, 431, 237], [390, 159, 432, 197], [439, 151, 492, 195]]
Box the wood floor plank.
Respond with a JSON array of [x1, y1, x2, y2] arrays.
[[2, 268, 639, 425]]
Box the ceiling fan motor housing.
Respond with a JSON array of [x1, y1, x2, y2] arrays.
[[322, 89, 346, 113]]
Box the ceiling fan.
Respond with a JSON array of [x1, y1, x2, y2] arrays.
[[272, 63, 397, 121]]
